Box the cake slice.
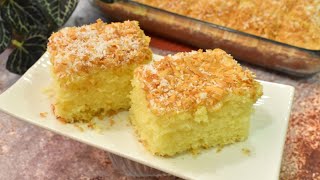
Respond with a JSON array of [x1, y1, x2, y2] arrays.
[[47, 19, 152, 123], [130, 49, 262, 156]]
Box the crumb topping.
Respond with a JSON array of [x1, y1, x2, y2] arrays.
[[39, 112, 48, 118], [109, 118, 115, 127], [136, 49, 260, 114], [48, 19, 152, 78], [135, 0, 320, 49], [242, 148, 251, 156]]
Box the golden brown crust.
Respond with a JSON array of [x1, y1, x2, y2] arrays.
[[48, 19, 152, 78], [135, 0, 320, 49], [135, 49, 260, 115], [51, 104, 67, 123], [276, 1, 320, 49]]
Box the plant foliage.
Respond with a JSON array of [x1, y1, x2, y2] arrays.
[[7, 31, 47, 74], [0, 13, 11, 53], [0, 0, 78, 74], [37, 0, 78, 26], [1, 0, 48, 34]]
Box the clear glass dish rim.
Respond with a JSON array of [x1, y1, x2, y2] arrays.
[[106, 0, 320, 54]]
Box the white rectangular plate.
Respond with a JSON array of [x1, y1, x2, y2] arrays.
[[0, 53, 294, 180]]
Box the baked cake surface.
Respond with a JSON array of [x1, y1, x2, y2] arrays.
[[48, 19, 152, 123], [130, 49, 262, 156], [135, 0, 320, 49]]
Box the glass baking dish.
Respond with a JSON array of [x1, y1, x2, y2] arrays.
[[96, 0, 320, 77]]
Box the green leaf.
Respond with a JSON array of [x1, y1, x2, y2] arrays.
[[0, 12, 11, 53], [36, 0, 78, 27], [6, 31, 48, 74], [1, 0, 48, 34]]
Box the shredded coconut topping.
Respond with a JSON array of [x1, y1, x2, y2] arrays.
[[47, 19, 152, 78], [135, 0, 320, 49], [136, 49, 261, 114]]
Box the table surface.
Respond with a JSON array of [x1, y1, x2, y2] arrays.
[[0, 1, 319, 180]]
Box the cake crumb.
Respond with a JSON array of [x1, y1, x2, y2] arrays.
[[74, 124, 84, 132], [57, 117, 67, 124], [51, 104, 56, 114], [215, 144, 224, 153], [42, 86, 55, 98], [109, 118, 115, 127], [97, 114, 104, 120], [107, 110, 118, 116], [242, 148, 251, 156], [87, 122, 95, 129], [39, 112, 48, 118], [191, 149, 200, 155], [216, 146, 224, 153]]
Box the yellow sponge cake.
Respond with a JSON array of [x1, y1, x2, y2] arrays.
[[130, 49, 262, 156], [48, 20, 152, 123]]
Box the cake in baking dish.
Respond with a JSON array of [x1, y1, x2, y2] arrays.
[[130, 49, 262, 156], [47, 19, 152, 123], [135, 0, 320, 49]]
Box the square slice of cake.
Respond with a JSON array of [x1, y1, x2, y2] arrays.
[[47, 19, 152, 123], [130, 49, 262, 156]]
